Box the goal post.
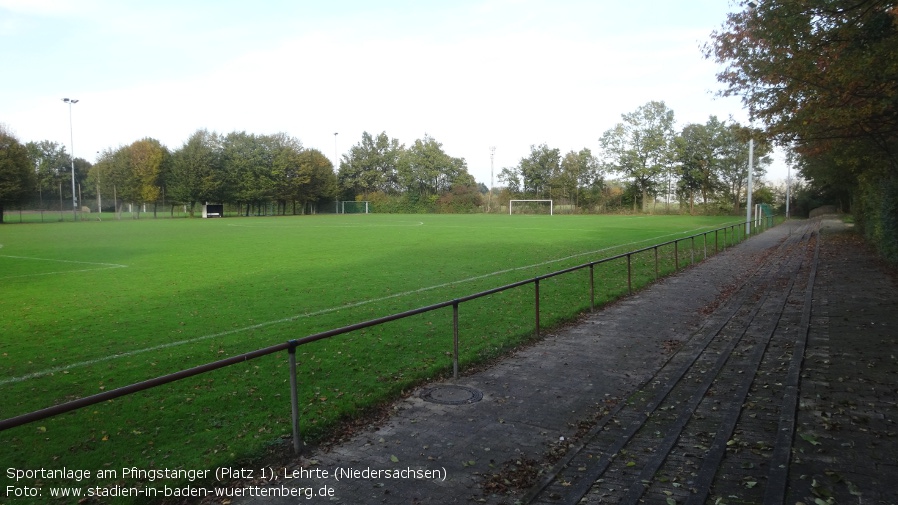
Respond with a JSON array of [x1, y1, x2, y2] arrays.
[[339, 201, 370, 214], [509, 200, 553, 215]]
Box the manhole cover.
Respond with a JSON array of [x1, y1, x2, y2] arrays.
[[420, 384, 483, 405]]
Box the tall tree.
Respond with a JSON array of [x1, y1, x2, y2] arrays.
[[398, 135, 472, 199], [95, 145, 135, 215], [706, 0, 898, 258], [0, 126, 36, 222], [294, 148, 337, 214], [222, 131, 276, 215], [498, 167, 521, 196], [558, 148, 602, 209], [676, 117, 729, 213], [599, 101, 677, 211], [169, 129, 223, 216], [339, 131, 403, 198], [268, 133, 306, 215], [716, 124, 771, 213], [706, 0, 898, 164], [129, 138, 170, 217], [25, 140, 69, 209], [518, 144, 561, 198]]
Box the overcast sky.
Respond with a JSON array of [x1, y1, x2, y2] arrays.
[[0, 0, 786, 185]]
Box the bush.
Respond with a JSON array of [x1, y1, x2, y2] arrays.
[[856, 171, 898, 263]]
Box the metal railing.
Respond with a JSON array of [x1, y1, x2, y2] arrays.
[[0, 216, 775, 454]]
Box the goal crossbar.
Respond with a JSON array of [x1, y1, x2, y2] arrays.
[[509, 199, 553, 215]]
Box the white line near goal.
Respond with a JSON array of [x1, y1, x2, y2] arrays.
[[509, 199, 553, 215]]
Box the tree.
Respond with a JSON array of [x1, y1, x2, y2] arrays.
[[498, 167, 521, 196], [169, 129, 224, 216], [706, 0, 898, 163], [222, 131, 276, 216], [558, 148, 602, 210], [437, 183, 482, 213], [0, 126, 36, 222], [518, 144, 561, 198], [676, 117, 730, 214], [268, 133, 307, 215], [706, 0, 898, 260], [300, 149, 337, 214], [339, 132, 403, 198], [398, 134, 472, 200], [25, 140, 69, 209], [290, 148, 337, 214], [129, 138, 170, 218], [94, 145, 134, 216], [716, 124, 771, 213], [599, 101, 677, 211]]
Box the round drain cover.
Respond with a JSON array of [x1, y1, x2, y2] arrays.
[[420, 384, 483, 405]]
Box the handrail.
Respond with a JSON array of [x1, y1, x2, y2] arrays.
[[0, 216, 776, 451]]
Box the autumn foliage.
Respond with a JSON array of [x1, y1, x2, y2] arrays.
[[706, 0, 898, 260]]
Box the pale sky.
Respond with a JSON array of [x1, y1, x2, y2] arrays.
[[0, 0, 787, 186]]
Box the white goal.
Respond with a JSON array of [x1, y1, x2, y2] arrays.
[[509, 199, 553, 215], [339, 201, 370, 214]]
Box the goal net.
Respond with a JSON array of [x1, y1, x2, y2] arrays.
[[509, 200, 553, 215], [339, 201, 370, 214]]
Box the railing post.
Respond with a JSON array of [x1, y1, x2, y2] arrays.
[[723, 227, 727, 250], [627, 254, 632, 295], [715, 230, 719, 254], [674, 240, 679, 271], [589, 264, 595, 312], [287, 340, 302, 455], [534, 279, 540, 338], [691, 236, 695, 265], [704, 233, 708, 260], [654, 246, 659, 280], [452, 301, 460, 380]]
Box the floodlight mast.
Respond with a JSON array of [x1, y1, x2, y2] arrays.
[[745, 1, 756, 236], [62, 98, 79, 221], [746, 137, 754, 235], [786, 162, 791, 219], [489, 146, 496, 212]]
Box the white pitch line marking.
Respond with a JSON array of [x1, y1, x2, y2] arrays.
[[0, 255, 128, 280], [1, 225, 723, 385], [226, 221, 424, 229]]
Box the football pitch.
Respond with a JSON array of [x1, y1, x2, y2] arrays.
[[0, 213, 746, 501]]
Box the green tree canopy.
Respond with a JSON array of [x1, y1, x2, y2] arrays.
[[129, 138, 170, 216], [25, 140, 69, 205], [557, 148, 602, 209], [599, 101, 677, 211], [0, 126, 36, 222], [398, 135, 473, 199], [339, 132, 403, 198], [518, 144, 561, 198], [706, 0, 898, 165], [168, 129, 224, 215]]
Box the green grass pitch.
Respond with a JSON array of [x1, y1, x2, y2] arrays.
[[0, 213, 743, 502]]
